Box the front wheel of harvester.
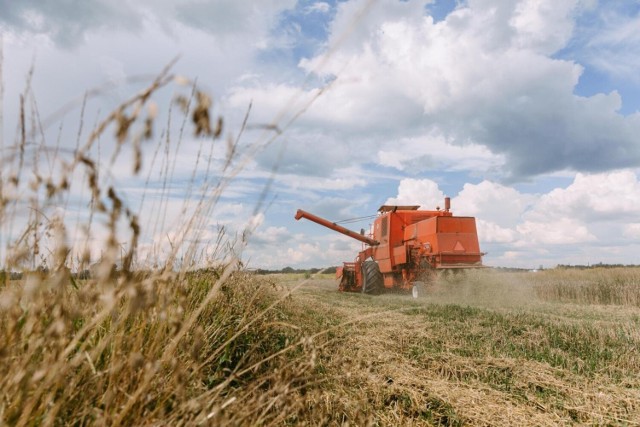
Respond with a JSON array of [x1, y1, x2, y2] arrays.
[[361, 261, 383, 295], [411, 281, 426, 299]]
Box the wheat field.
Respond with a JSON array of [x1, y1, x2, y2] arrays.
[[1, 62, 639, 425], [276, 269, 640, 425]]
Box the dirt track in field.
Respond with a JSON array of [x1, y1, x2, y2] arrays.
[[280, 275, 640, 426]]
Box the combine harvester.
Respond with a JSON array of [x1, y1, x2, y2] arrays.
[[295, 198, 484, 297]]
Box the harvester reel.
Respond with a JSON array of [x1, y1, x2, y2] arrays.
[[361, 261, 383, 295]]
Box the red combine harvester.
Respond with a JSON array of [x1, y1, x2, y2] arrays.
[[295, 198, 484, 297]]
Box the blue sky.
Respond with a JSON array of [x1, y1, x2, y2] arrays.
[[1, 0, 640, 269]]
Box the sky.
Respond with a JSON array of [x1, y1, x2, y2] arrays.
[[1, 0, 640, 270]]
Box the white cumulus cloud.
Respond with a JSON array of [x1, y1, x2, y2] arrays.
[[384, 170, 640, 267], [385, 178, 445, 208]]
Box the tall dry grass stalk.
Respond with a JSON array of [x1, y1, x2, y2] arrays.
[[0, 63, 325, 425], [0, 2, 387, 421]]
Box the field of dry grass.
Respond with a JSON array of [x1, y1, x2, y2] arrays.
[[1, 59, 639, 425], [3, 264, 639, 425], [0, 65, 330, 425], [1, 271, 323, 425], [275, 269, 640, 425]]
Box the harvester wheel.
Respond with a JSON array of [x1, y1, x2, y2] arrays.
[[411, 281, 426, 299], [361, 261, 383, 295]]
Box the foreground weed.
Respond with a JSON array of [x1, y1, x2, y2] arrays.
[[0, 65, 322, 425]]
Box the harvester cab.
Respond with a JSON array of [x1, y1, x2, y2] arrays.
[[295, 197, 484, 297]]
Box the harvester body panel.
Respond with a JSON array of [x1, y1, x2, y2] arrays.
[[404, 216, 483, 267]]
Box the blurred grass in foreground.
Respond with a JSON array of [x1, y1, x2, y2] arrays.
[[0, 64, 327, 425]]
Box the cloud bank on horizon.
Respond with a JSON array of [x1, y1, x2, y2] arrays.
[[1, 0, 639, 269]]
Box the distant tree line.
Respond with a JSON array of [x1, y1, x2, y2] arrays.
[[253, 266, 338, 275], [555, 263, 640, 270], [0, 265, 338, 283], [491, 267, 534, 273], [3, 263, 636, 283]]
